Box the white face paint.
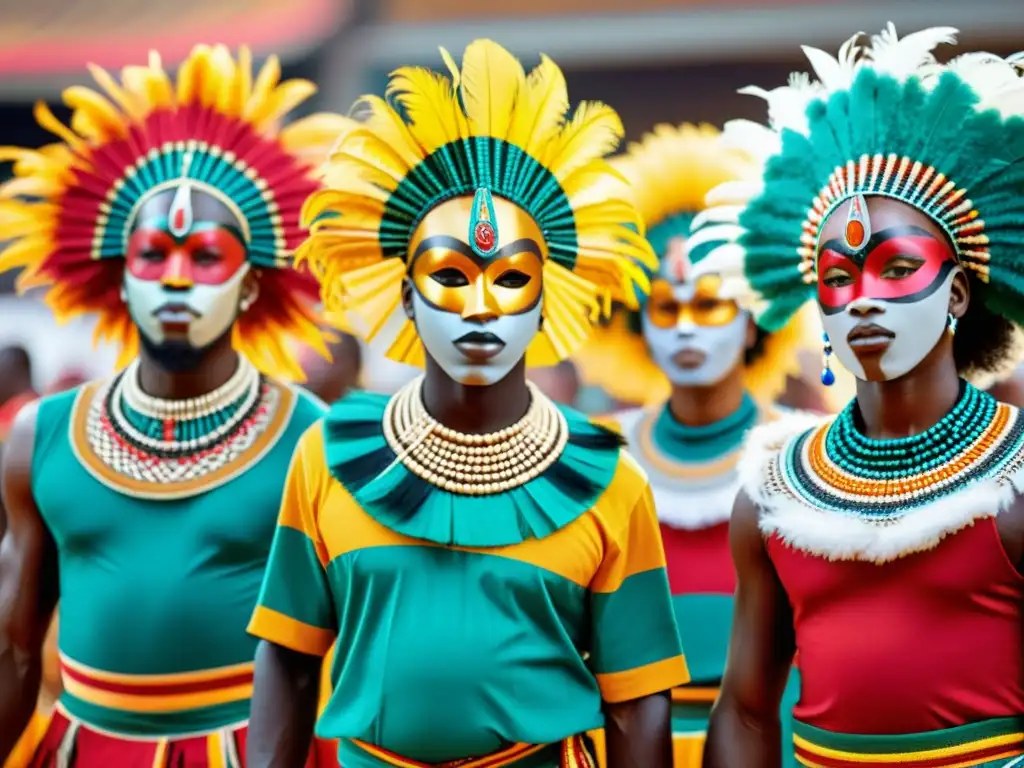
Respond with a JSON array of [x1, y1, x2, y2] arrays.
[[820, 268, 957, 382], [123, 263, 250, 350], [642, 280, 748, 387], [412, 291, 541, 386]]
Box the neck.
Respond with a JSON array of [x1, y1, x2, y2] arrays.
[[667, 365, 745, 427], [853, 335, 960, 439], [422, 357, 532, 434], [136, 337, 240, 400]]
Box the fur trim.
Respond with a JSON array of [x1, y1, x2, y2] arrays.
[[739, 411, 1024, 563], [618, 407, 744, 530], [650, 479, 737, 530]]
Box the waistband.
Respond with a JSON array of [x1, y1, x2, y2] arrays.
[[59, 655, 254, 715], [793, 717, 1024, 767], [344, 735, 596, 768]]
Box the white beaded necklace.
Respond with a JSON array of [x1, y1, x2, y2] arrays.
[[381, 376, 569, 496], [120, 356, 259, 421], [111, 356, 262, 452]]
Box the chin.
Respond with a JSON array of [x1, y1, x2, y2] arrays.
[[458, 373, 493, 386], [140, 335, 216, 373]]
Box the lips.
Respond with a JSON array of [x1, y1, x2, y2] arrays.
[[672, 347, 707, 369], [847, 323, 895, 352], [154, 304, 200, 324], [454, 330, 505, 362]]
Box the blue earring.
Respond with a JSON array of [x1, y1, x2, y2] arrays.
[[821, 332, 836, 386], [947, 312, 958, 335]]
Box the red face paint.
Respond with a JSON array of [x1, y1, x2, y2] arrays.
[[126, 227, 247, 287], [817, 227, 957, 314]]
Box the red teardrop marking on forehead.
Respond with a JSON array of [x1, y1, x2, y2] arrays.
[[172, 207, 186, 233], [474, 221, 495, 253], [846, 219, 865, 249]]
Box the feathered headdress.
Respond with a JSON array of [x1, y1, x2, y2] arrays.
[[298, 39, 656, 367], [574, 123, 819, 406], [694, 25, 1024, 384], [0, 44, 346, 381]]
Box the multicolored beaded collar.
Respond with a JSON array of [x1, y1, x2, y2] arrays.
[[780, 383, 1023, 516], [744, 382, 1024, 562], [71, 365, 296, 500]]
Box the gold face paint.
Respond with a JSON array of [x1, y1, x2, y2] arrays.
[[645, 275, 740, 329], [409, 195, 546, 318]]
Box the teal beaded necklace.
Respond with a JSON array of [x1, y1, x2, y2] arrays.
[[119, 389, 252, 444], [781, 381, 1024, 518], [651, 391, 758, 462]]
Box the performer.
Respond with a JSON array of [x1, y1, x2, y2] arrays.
[[246, 40, 689, 768], [698, 27, 1024, 767], [0, 45, 344, 767], [576, 124, 813, 767]]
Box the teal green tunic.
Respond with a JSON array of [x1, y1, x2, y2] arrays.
[[249, 392, 690, 766], [31, 379, 324, 737]]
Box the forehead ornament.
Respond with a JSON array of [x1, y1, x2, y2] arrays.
[[844, 193, 871, 252], [469, 187, 499, 258], [168, 151, 196, 238]]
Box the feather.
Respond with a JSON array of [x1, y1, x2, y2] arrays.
[[508, 55, 569, 155], [545, 101, 622, 180], [867, 24, 958, 80], [386, 66, 465, 153], [459, 39, 523, 141]]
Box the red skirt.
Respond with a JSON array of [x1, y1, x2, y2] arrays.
[[22, 708, 339, 768]]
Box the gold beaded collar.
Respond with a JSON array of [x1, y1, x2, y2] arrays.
[[381, 377, 569, 496]]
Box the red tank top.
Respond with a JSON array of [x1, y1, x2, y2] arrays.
[[768, 517, 1024, 734], [661, 521, 735, 596]]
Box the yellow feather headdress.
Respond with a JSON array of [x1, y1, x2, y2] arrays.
[[574, 123, 820, 407], [0, 44, 348, 381], [298, 39, 656, 367]]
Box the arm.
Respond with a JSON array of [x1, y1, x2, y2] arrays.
[[246, 428, 338, 768], [249, 641, 322, 767], [703, 492, 795, 768], [605, 691, 672, 768], [0, 403, 59, 759], [591, 477, 688, 768]]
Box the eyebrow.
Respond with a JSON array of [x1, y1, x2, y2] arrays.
[[412, 235, 543, 263], [819, 225, 939, 258]]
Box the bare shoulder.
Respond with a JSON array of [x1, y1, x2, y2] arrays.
[[729, 489, 769, 567], [995, 491, 1024, 573], [2, 399, 40, 493]]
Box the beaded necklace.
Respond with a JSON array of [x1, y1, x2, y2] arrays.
[[82, 357, 283, 488], [382, 376, 569, 496], [776, 382, 1024, 520]]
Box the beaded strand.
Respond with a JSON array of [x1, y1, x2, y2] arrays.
[[381, 376, 569, 496]]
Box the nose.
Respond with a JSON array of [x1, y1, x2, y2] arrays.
[[675, 306, 697, 336], [461, 279, 500, 324], [847, 296, 885, 318], [161, 251, 194, 290]]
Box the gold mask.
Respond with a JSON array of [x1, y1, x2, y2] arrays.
[[409, 195, 546, 318], [645, 275, 739, 329]]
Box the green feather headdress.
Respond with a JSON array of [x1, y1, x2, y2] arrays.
[[693, 25, 1024, 383]]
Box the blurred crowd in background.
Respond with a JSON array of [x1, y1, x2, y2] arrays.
[[2, 0, 1024, 419]]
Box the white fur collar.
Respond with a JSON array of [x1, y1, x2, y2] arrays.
[[739, 412, 1024, 563], [615, 407, 745, 530]]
